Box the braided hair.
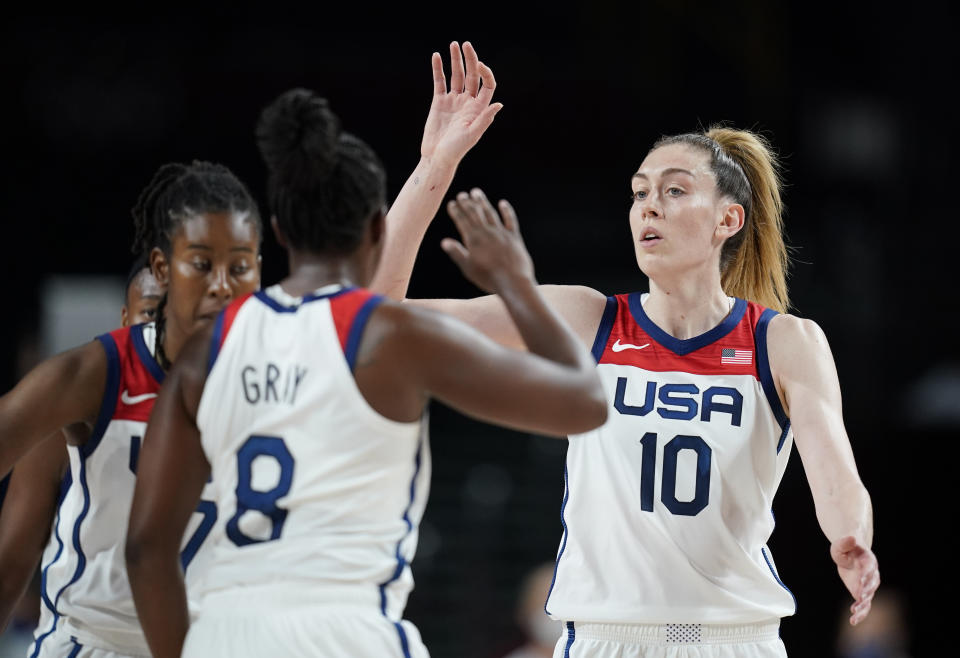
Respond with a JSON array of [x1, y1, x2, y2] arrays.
[[129, 160, 262, 368], [255, 88, 386, 255]]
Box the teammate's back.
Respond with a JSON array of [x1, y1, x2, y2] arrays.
[[196, 285, 428, 618]]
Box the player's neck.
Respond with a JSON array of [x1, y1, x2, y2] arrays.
[[279, 250, 368, 298], [643, 274, 731, 340]]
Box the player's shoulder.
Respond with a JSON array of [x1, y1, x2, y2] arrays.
[[539, 284, 608, 313], [370, 297, 460, 337], [766, 313, 832, 367]]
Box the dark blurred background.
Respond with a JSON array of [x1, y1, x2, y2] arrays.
[[0, 1, 954, 656]]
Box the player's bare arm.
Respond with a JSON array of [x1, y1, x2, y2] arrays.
[[410, 284, 608, 351], [768, 313, 880, 626], [370, 41, 503, 300], [405, 190, 608, 349], [0, 433, 67, 630], [356, 190, 607, 436], [0, 341, 107, 476], [126, 323, 212, 658]]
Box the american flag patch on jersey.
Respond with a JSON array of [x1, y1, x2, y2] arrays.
[[721, 348, 752, 365]]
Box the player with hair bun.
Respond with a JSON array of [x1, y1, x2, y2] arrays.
[[125, 84, 606, 658]]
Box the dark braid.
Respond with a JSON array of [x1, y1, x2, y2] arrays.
[[154, 293, 172, 370], [256, 88, 386, 255], [129, 160, 262, 370]]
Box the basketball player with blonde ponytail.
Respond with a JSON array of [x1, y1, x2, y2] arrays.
[[378, 125, 879, 657]]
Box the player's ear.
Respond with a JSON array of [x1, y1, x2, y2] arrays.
[[150, 247, 169, 286], [717, 202, 745, 240], [120, 305, 130, 328]]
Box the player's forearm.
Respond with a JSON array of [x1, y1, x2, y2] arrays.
[[813, 478, 874, 547], [126, 546, 190, 658], [369, 156, 458, 300], [0, 567, 36, 633]]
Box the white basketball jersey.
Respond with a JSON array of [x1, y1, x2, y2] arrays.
[[545, 294, 796, 624], [194, 285, 429, 624], [29, 324, 216, 657]]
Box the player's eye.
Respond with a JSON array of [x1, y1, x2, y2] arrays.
[[143, 307, 157, 319], [193, 259, 212, 272], [632, 190, 648, 201], [667, 187, 684, 196]]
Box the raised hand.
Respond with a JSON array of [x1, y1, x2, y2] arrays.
[[421, 41, 503, 168], [441, 189, 534, 295], [830, 535, 880, 625]]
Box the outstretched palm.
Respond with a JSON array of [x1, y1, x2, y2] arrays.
[[421, 41, 502, 167]]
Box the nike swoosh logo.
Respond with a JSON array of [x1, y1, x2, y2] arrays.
[[611, 339, 650, 352], [121, 390, 158, 405]]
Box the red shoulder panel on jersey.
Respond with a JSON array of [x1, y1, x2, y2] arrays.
[[330, 288, 379, 353], [107, 326, 160, 423], [217, 292, 255, 354], [596, 294, 770, 379]]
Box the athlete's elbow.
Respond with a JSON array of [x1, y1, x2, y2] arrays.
[[124, 534, 146, 574], [563, 379, 608, 434], [583, 388, 609, 430], [124, 528, 165, 575]]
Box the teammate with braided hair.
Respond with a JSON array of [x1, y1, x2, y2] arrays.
[[0, 159, 264, 657]]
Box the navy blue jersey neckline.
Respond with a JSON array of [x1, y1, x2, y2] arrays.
[[130, 323, 166, 384], [254, 285, 356, 313], [627, 293, 747, 356]]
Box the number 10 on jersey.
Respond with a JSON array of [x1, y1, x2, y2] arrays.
[[637, 432, 711, 516]]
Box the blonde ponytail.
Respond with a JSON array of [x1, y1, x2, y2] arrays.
[[651, 127, 790, 312]]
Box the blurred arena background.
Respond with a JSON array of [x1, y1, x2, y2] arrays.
[[0, 2, 953, 656]]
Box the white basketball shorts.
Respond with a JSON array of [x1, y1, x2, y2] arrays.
[[183, 599, 428, 658], [552, 620, 787, 658]]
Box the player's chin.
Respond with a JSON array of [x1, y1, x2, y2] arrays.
[[192, 314, 218, 330]]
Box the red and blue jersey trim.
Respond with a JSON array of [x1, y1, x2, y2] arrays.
[[215, 287, 385, 373], [591, 293, 789, 433], [85, 324, 163, 457], [330, 290, 383, 371], [207, 293, 255, 375]]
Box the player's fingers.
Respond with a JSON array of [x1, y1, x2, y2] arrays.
[[470, 188, 501, 226], [454, 191, 486, 228], [463, 42, 480, 97], [454, 192, 492, 231], [431, 51, 446, 95], [859, 566, 880, 600], [446, 198, 474, 238], [850, 599, 872, 626], [469, 102, 503, 139], [449, 41, 465, 93], [440, 238, 470, 270], [498, 199, 519, 233], [477, 63, 497, 105]]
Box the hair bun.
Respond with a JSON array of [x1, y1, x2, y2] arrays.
[[256, 88, 342, 189]]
